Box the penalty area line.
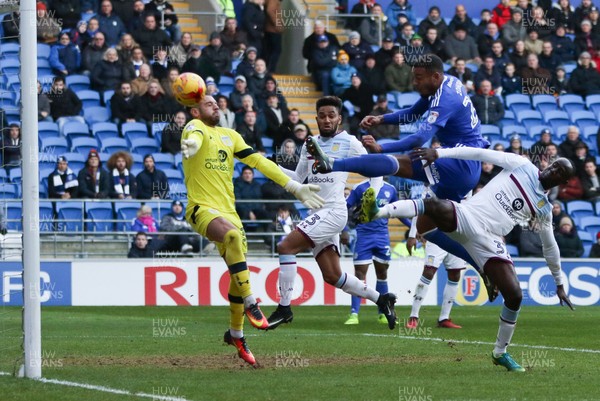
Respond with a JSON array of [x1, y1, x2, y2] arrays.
[[0, 372, 193, 401]]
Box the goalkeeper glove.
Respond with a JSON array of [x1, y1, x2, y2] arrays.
[[181, 139, 199, 159], [284, 180, 325, 209]]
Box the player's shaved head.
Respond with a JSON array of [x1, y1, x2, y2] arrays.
[[539, 157, 575, 189]]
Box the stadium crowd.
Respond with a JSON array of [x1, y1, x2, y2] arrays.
[[1, 0, 600, 256]]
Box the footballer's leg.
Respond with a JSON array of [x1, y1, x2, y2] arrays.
[[373, 260, 389, 324], [224, 277, 257, 367], [437, 267, 462, 329], [346, 263, 369, 325], [484, 259, 525, 372], [408, 264, 437, 329]]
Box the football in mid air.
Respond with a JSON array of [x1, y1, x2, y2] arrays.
[[172, 72, 206, 107]]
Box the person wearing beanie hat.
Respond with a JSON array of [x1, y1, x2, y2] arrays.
[[202, 30, 231, 73], [136, 154, 170, 199], [590, 230, 600, 257], [36, 1, 61, 44], [569, 50, 600, 97], [341, 30, 374, 70], [302, 20, 341, 74], [77, 150, 111, 199], [220, 18, 248, 55], [159, 199, 202, 254], [555, 215, 584, 257], [48, 155, 79, 199], [331, 49, 358, 95]]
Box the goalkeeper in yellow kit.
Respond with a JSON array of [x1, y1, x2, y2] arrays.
[[181, 96, 324, 367]]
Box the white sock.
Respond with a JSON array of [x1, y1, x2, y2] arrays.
[[493, 304, 520, 356], [243, 294, 256, 309], [278, 254, 297, 307], [410, 275, 431, 318], [229, 328, 243, 339], [378, 199, 424, 219], [336, 273, 379, 303], [439, 278, 459, 321]]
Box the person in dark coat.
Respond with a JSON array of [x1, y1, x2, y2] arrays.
[[447, 58, 475, 93], [369, 95, 399, 139], [303, 20, 340, 73], [128, 0, 146, 33], [569, 51, 600, 97], [263, 94, 289, 140], [418, 6, 449, 39], [145, 0, 180, 42], [46, 77, 86, 132], [233, 166, 268, 225], [220, 17, 249, 54], [49, 32, 81, 76], [91, 48, 126, 92], [1, 11, 19, 42], [161, 111, 186, 155], [202, 31, 232, 74], [97, 0, 126, 46], [128, 232, 156, 258], [77, 149, 111, 199], [237, 110, 265, 153], [132, 13, 172, 60], [589, 232, 600, 257], [111, 82, 144, 128], [236, 46, 258, 79], [140, 80, 174, 130], [359, 54, 386, 95], [48, 155, 79, 199], [107, 151, 137, 199], [341, 31, 373, 70], [471, 80, 504, 125], [550, 25, 577, 63], [82, 31, 109, 74], [1, 123, 21, 168], [555, 216, 584, 257], [160, 200, 200, 253], [341, 74, 374, 136], [181, 46, 220, 84], [448, 4, 477, 38], [519, 227, 544, 257], [50, 0, 81, 29], [136, 154, 170, 199], [310, 35, 339, 94], [559, 126, 586, 164], [247, 59, 273, 98], [273, 109, 312, 149], [241, 0, 265, 56], [150, 47, 179, 81]]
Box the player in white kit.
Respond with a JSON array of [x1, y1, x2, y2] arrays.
[[361, 146, 575, 372], [266, 96, 398, 330]]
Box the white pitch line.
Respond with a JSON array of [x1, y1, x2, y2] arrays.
[[0, 372, 193, 401]]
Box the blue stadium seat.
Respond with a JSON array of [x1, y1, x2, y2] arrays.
[[295, 202, 310, 219], [567, 200, 595, 222], [3, 105, 19, 123], [521, 139, 534, 149], [5, 201, 22, 231], [65, 75, 90, 92], [506, 244, 519, 257], [39, 167, 55, 182], [516, 110, 543, 130], [586, 94, 600, 116], [151, 122, 168, 138], [131, 137, 159, 155], [76, 89, 101, 108], [0, 183, 18, 199], [582, 125, 599, 141], [115, 201, 141, 231], [527, 125, 552, 140], [505, 94, 531, 114], [62, 121, 90, 144], [62, 152, 86, 171], [559, 94, 585, 114], [39, 121, 60, 140], [0, 169, 8, 182], [41, 137, 69, 155], [100, 137, 129, 154], [37, 58, 51, 69], [579, 230, 593, 246], [500, 109, 515, 127], [151, 153, 175, 170], [92, 122, 119, 142], [56, 201, 83, 232], [0, 57, 19, 74], [532, 94, 557, 110], [570, 110, 597, 131], [144, 201, 172, 222], [38, 152, 58, 171], [579, 216, 600, 236], [543, 110, 570, 132], [9, 167, 21, 183], [39, 201, 55, 232], [123, 122, 149, 144], [483, 133, 502, 144], [262, 137, 274, 150], [501, 125, 527, 139], [480, 124, 501, 136], [103, 90, 115, 107], [175, 153, 183, 168], [71, 137, 99, 154], [164, 168, 183, 188], [0, 91, 15, 106], [563, 63, 577, 75], [555, 125, 570, 141], [1, 43, 20, 58], [37, 66, 53, 77], [85, 202, 114, 232], [397, 92, 420, 108], [37, 43, 51, 59], [84, 106, 110, 125]]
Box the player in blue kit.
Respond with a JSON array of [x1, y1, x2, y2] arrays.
[[307, 53, 489, 269], [344, 178, 398, 325]]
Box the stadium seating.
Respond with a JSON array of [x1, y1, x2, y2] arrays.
[[66, 75, 91, 92], [397, 92, 420, 108], [532, 94, 558, 114], [543, 110, 570, 132], [164, 168, 183, 187], [555, 125, 571, 141], [38, 121, 60, 140], [114, 201, 141, 231], [570, 110, 597, 131], [123, 122, 149, 144], [567, 201, 595, 225], [39, 201, 54, 232], [586, 94, 600, 116], [92, 122, 119, 142], [5, 201, 22, 231], [505, 94, 531, 114], [56, 201, 84, 232], [144, 201, 172, 222], [579, 216, 600, 237], [0, 57, 19, 74], [84, 106, 110, 125], [151, 122, 168, 138], [85, 202, 114, 232], [558, 94, 585, 114], [516, 110, 543, 130], [0, 169, 8, 182], [63, 121, 91, 144], [37, 43, 51, 60], [41, 137, 69, 155], [527, 125, 552, 139], [9, 167, 21, 182], [103, 90, 115, 106], [151, 153, 175, 170], [582, 125, 599, 140], [62, 152, 86, 171], [0, 183, 18, 198], [501, 125, 527, 139], [71, 137, 100, 154], [500, 110, 516, 127], [101, 137, 129, 154], [506, 244, 519, 257], [131, 137, 160, 155], [76, 90, 101, 108]]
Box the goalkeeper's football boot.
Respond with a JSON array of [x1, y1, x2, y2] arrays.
[[266, 304, 293, 330], [344, 313, 359, 325], [224, 330, 257, 367], [437, 319, 462, 329], [405, 316, 419, 329], [376, 293, 398, 330], [492, 351, 526, 372], [245, 303, 270, 330], [377, 313, 388, 325], [481, 272, 499, 303], [360, 187, 379, 223], [306, 136, 333, 174]]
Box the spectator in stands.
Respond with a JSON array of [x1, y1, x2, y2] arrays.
[[49, 32, 82, 77], [50, 0, 80, 29], [116, 34, 138, 64], [581, 159, 600, 201], [107, 151, 137, 199], [160, 200, 200, 254], [132, 205, 159, 232], [241, 0, 266, 56], [236, 46, 258, 79], [368, 95, 399, 139], [551, 200, 569, 231], [569, 51, 600, 97], [37, 2, 61, 44], [490, 40, 510, 72], [303, 21, 340, 74], [502, 9, 527, 48], [331, 51, 356, 96], [589, 6, 600, 34], [136, 154, 170, 199], [140, 80, 173, 129], [259, 78, 287, 111], [48, 155, 79, 199], [558, 173, 584, 201], [529, 6, 553, 40], [264, 94, 288, 140], [551, 0, 576, 33], [203, 31, 232, 76], [274, 108, 312, 149], [97, 0, 126, 46], [291, 123, 309, 147], [359, 3, 394, 46], [237, 110, 265, 153], [444, 25, 481, 65], [520, 53, 552, 95], [272, 138, 299, 171], [216, 95, 236, 129], [575, 20, 600, 55], [229, 75, 256, 112], [519, 226, 544, 257], [38, 81, 51, 122], [145, 0, 181, 42], [342, 31, 373, 70], [418, 6, 448, 40], [539, 41, 561, 73], [348, 0, 375, 31], [247, 59, 272, 97], [70, 20, 92, 50], [128, 232, 155, 258], [234, 166, 268, 227], [168, 32, 193, 68], [530, 128, 554, 165], [264, 0, 284, 72], [123, 46, 147, 80], [524, 29, 544, 55], [161, 67, 181, 100], [491, 0, 512, 29], [47, 77, 85, 133], [371, 36, 392, 67], [395, 22, 414, 47], [590, 232, 600, 257], [86, 17, 101, 42], [475, 9, 492, 40], [554, 216, 584, 257], [310, 35, 339, 95], [77, 149, 111, 199], [181, 46, 220, 83], [161, 110, 186, 155], [500, 63, 521, 97], [573, 142, 591, 176], [472, 80, 504, 125], [551, 25, 577, 63], [82, 32, 109, 75], [474, 56, 502, 91], [422, 28, 446, 60], [574, 0, 595, 30], [150, 47, 178, 81], [385, 51, 413, 104], [516, 0, 533, 18], [478, 161, 501, 187], [505, 134, 527, 155], [447, 58, 475, 93], [91, 48, 126, 92], [220, 18, 248, 55], [386, 0, 414, 29], [111, 81, 144, 129], [2, 11, 19, 42], [545, 142, 560, 161], [111, 0, 136, 25], [510, 40, 529, 72], [448, 4, 477, 38], [131, 63, 154, 96], [133, 13, 172, 60], [478, 22, 502, 58], [1, 123, 21, 168], [128, 0, 146, 33], [341, 73, 374, 135], [408, 33, 426, 54]]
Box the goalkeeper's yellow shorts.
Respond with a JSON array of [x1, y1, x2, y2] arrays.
[[186, 204, 247, 256]]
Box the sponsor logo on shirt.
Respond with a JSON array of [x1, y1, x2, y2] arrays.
[[512, 198, 524, 211], [309, 176, 334, 183], [221, 136, 233, 146], [427, 111, 439, 124]]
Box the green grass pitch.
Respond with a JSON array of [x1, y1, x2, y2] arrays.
[[0, 305, 599, 401]]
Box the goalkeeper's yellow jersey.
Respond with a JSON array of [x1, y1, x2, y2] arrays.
[[181, 119, 291, 214]]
